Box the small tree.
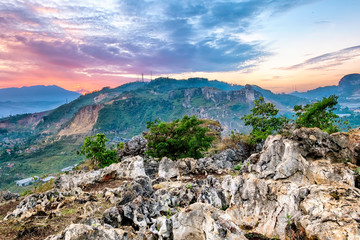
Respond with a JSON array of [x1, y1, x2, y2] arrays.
[[145, 115, 214, 160], [241, 96, 287, 144], [293, 95, 343, 133], [78, 133, 117, 168]]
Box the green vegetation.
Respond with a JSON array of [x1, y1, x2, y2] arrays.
[[330, 191, 340, 200], [221, 205, 229, 211], [240, 95, 349, 144], [78, 133, 117, 168], [117, 142, 125, 149], [0, 136, 83, 192], [234, 164, 243, 171], [294, 95, 346, 133], [286, 213, 293, 225], [145, 115, 214, 160], [241, 97, 287, 144], [185, 183, 193, 189]]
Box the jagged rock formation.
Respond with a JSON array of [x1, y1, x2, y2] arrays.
[[2, 127, 360, 240], [180, 85, 261, 108], [117, 135, 148, 158], [0, 190, 19, 203]]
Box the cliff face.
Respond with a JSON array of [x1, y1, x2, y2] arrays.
[[181, 85, 261, 108], [1, 127, 360, 240]]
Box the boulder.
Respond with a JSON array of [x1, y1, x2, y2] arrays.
[[55, 156, 147, 191], [144, 158, 159, 179], [103, 207, 122, 228], [102, 156, 147, 179], [120, 196, 160, 229], [118, 135, 147, 159], [172, 203, 246, 240], [158, 157, 178, 179], [0, 190, 20, 203], [149, 216, 173, 239]]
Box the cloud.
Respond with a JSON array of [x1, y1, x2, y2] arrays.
[[282, 45, 360, 70], [0, 0, 318, 89]]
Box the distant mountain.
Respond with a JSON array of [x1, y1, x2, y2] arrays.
[[0, 85, 81, 117], [291, 85, 338, 100], [290, 73, 360, 109], [249, 85, 306, 113]]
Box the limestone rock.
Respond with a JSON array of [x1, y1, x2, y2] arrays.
[[172, 203, 246, 240], [0, 190, 20, 203], [45, 223, 129, 240], [102, 156, 147, 180], [149, 216, 173, 239], [158, 157, 178, 179], [118, 135, 147, 159], [144, 158, 159, 179], [55, 156, 147, 191], [103, 207, 122, 228]]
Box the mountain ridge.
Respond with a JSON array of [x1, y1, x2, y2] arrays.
[[0, 85, 81, 118], [0, 75, 359, 192], [290, 73, 360, 106]]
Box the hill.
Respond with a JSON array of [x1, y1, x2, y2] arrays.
[[1, 76, 359, 191], [0, 85, 81, 118]]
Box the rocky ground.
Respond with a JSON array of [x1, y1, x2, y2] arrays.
[[1, 127, 360, 240]]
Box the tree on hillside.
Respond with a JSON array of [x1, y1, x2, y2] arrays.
[[144, 115, 214, 160], [293, 95, 345, 133], [241, 96, 287, 144], [78, 133, 117, 168]]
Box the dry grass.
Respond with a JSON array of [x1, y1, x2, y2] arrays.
[[208, 133, 251, 155], [74, 158, 99, 171]]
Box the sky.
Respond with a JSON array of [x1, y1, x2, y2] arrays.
[[0, 0, 359, 94]]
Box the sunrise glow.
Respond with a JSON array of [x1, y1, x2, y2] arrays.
[[1, 0, 359, 93]]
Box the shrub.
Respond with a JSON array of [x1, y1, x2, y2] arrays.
[[293, 95, 345, 133], [241, 97, 287, 144], [234, 164, 242, 171], [144, 115, 214, 160], [78, 133, 117, 168]]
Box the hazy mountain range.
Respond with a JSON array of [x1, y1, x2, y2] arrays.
[[0, 85, 81, 118], [291, 73, 360, 108]]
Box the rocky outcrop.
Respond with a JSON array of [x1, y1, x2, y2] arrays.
[[220, 128, 360, 239], [158, 157, 179, 179], [55, 156, 147, 191], [4, 127, 360, 240], [117, 135, 147, 159], [181, 86, 262, 108], [0, 190, 19, 203], [4, 189, 98, 221], [172, 203, 246, 240]]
